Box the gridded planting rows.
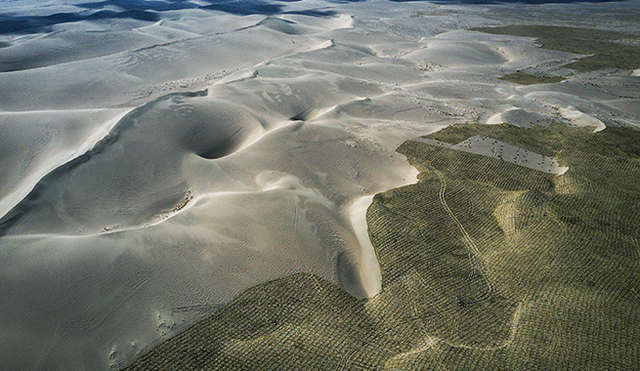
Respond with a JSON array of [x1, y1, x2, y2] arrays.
[[124, 273, 399, 370], [472, 25, 640, 72], [389, 122, 640, 369], [499, 72, 565, 85], [125, 123, 640, 370]]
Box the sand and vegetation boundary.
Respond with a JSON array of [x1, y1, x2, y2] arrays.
[[124, 121, 640, 370]]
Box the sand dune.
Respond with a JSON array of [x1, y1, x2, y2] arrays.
[[0, 1, 639, 370], [0, 108, 129, 219], [412, 135, 569, 174]]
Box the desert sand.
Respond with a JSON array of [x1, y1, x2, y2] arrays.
[[0, 0, 639, 370]]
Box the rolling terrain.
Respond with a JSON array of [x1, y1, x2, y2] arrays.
[[125, 122, 640, 370], [0, 1, 639, 370]]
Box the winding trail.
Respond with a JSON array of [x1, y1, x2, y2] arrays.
[[433, 169, 494, 301], [434, 170, 481, 274]]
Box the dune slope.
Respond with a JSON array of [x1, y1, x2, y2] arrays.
[[124, 123, 640, 370]]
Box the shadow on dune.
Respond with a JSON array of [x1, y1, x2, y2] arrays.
[[0, 0, 622, 35], [0, 0, 336, 35], [0, 90, 210, 237], [395, 0, 621, 2], [0, 10, 158, 34]]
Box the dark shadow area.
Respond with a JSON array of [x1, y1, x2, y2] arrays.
[[398, 0, 624, 3], [468, 0, 622, 3], [0, 10, 159, 34], [194, 127, 245, 159], [79, 0, 199, 11], [200, 0, 284, 16], [284, 9, 337, 16], [0, 0, 302, 35], [0, 0, 625, 35], [0, 90, 208, 237]]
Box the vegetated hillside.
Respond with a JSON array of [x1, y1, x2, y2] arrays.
[[473, 25, 640, 71], [499, 72, 565, 85], [124, 122, 640, 370]]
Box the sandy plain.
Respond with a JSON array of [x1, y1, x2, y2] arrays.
[[0, 0, 639, 370]]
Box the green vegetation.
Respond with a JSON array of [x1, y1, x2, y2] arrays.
[[472, 25, 640, 71], [124, 123, 640, 370], [500, 72, 565, 85]]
